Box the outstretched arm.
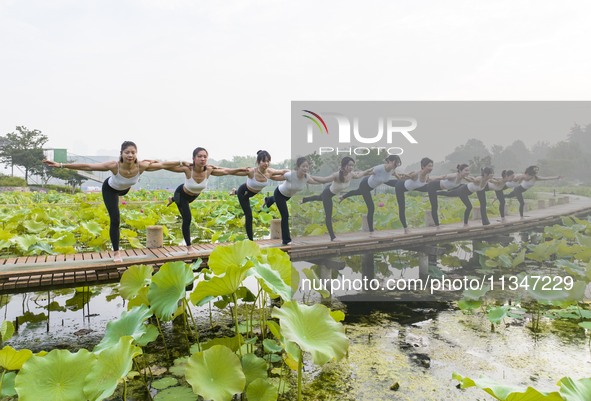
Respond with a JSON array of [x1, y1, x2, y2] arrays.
[[142, 160, 190, 172], [210, 166, 251, 177], [536, 175, 561, 181], [352, 167, 373, 179], [43, 159, 116, 172], [309, 172, 337, 184]]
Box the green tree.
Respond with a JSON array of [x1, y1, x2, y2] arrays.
[[0, 126, 48, 184]]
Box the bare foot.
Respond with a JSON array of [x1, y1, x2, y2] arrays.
[[330, 237, 340, 242], [113, 251, 123, 263], [166, 197, 174, 207], [463, 224, 469, 228], [186, 245, 197, 254], [501, 217, 506, 223], [403, 227, 411, 234], [369, 231, 376, 237], [435, 225, 441, 230]]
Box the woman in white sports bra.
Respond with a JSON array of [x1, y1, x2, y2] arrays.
[[339, 155, 404, 235], [394, 157, 434, 233], [423, 163, 470, 228], [438, 167, 494, 227], [43, 141, 179, 262], [301, 157, 372, 241], [479, 169, 515, 222], [237, 150, 287, 241], [505, 165, 561, 219], [165, 147, 249, 253], [262, 157, 323, 245]]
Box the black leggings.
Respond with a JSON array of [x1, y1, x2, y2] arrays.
[[237, 183, 260, 240], [340, 177, 376, 232], [171, 184, 199, 246], [302, 186, 337, 240], [505, 186, 526, 217], [395, 180, 427, 228], [485, 188, 506, 218], [101, 179, 130, 251], [265, 187, 292, 244], [438, 185, 489, 225]]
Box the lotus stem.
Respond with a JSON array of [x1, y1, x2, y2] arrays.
[[231, 293, 242, 357], [123, 379, 127, 401], [183, 298, 200, 348], [154, 316, 170, 359], [297, 347, 303, 401]]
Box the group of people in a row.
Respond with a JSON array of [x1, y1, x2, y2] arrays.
[[43, 141, 560, 262]]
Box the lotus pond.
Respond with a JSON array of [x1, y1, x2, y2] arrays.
[[2, 214, 591, 400]]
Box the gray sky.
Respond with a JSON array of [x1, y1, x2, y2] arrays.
[[2, 0, 591, 164]]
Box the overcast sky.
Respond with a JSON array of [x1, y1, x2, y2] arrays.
[[2, 0, 591, 165]]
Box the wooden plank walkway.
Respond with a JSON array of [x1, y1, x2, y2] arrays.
[[1, 195, 590, 294]]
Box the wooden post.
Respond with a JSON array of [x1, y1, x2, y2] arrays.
[[472, 207, 481, 220], [270, 219, 282, 239], [537, 199, 546, 209], [146, 225, 163, 248], [548, 198, 556, 206]]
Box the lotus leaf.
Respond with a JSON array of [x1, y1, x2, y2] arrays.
[[245, 378, 278, 401], [94, 305, 158, 352], [262, 339, 283, 353], [81, 220, 103, 236], [128, 286, 150, 310], [151, 376, 179, 390], [1, 320, 14, 342], [453, 373, 563, 400], [190, 266, 249, 305], [185, 345, 246, 401], [119, 264, 154, 300], [272, 301, 348, 366], [15, 348, 96, 401], [208, 240, 260, 275], [84, 336, 142, 401], [148, 261, 194, 321], [153, 386, 196, 401], [558, 377, 591, 401], [251, 259, 292, 301], [199, 335, 244, 353], [241, 353, 268, 386], [0, 345, 33, 370], [0, 371, 16, 397]]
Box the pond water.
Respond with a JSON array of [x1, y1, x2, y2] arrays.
[[2, 232, 590, 400]]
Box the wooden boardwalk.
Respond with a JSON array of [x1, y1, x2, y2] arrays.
[[1, 195, 590, 294]]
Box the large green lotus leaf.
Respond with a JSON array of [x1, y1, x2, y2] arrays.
[[149, 261, 194, 321], [15, 349, 96, 401], [0, 371, 16, 396], [241, 353, 268, 386], [453, 373, 563, 400], [527, 279, 586, 304], [128, 286, 150, 310], [13, 234, 38, 253], [245, 378, 278, 401], [271, 301, 348, 366], [1, 320, 15, 342], [53, 232, 77, 247], [81, 220, 103, 236], [262, 248, 293, 285], [558, 377, 591, 401], [119, 264, 154, 300], [94, 305, 158, 352], [208, 240, 260, 275], [0, 239, 11, 251], [185, 345, 246, 401], [153, 386, 196, 401], [84, 336, 142, 401], [251, 259, 292, 301], [22, 220, 46, 234], [189, 267, 249, 305], [199, 335, 244, 353], [151, 376, 178, 390], [0, 345, 33, 370]]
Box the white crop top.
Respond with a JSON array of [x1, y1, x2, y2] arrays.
[[487, 181, 505, 191], [107, 163, 141, 191], [368, 164, 394, 189], [184, 169, 208, 194], [467, 181, 484, 192], [404, 176, 427, 191], [521, 179, 535, 189], [278, 171, 307, 197], [246, 175, 269, 192], [440, 176, 463, 190], [330, 179, 351, 194]]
